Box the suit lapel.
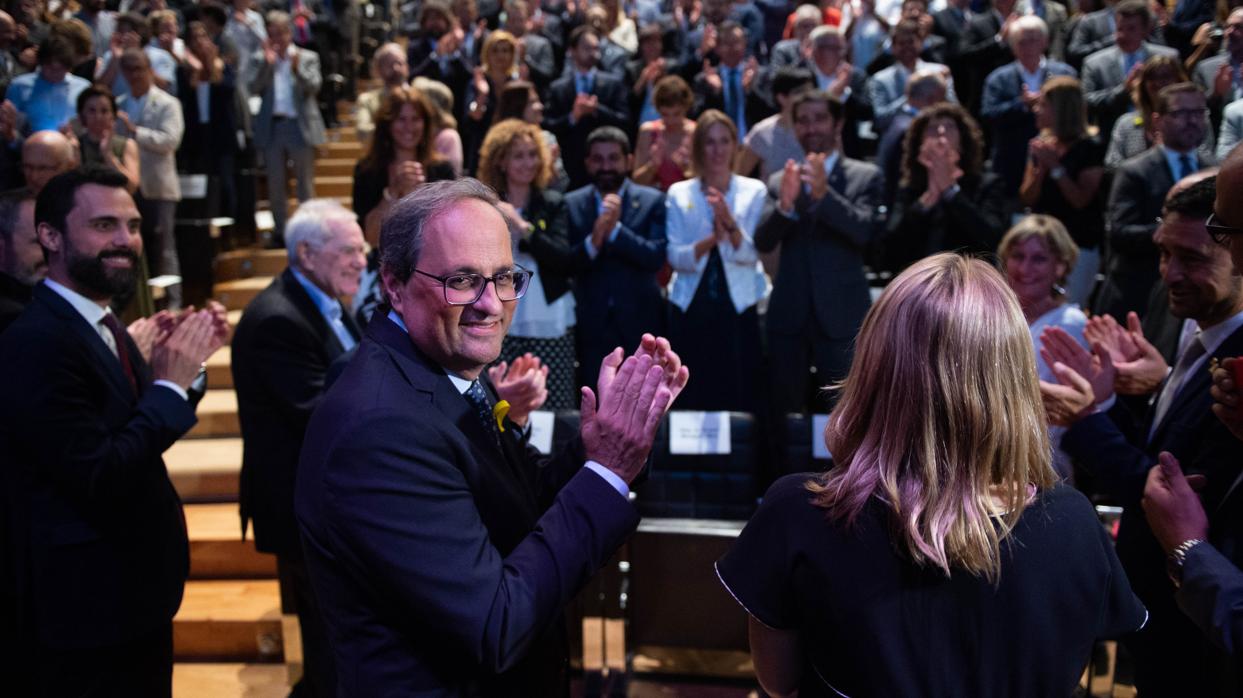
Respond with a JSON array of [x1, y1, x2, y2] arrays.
[[34, 285, 135, 402], [280, 269, 347, 359]]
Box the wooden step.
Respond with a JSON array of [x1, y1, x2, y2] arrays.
[[187, 502, 277, 579], [314, 157, 357, 177], [174, 580, 283, 662], [187, 390, 240, 438], [215, 277, 271, 311], [215, 248, 287, 282], [172, 663, 290, 698], [322, 141, 363, 158], [167, 437, 242, 502], [314, 175, 353, 198], [206, 346, 232, 390]]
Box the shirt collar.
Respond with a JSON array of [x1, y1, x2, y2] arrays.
[[290, 266, 339, 319], [42, 277, 109, 327], [387, 309, 474, 394], [1160, 144, 1196, 173], [822, 150, 841, 177], [1198, 307, 1243, 349], [1018, 57, 1047, 81]]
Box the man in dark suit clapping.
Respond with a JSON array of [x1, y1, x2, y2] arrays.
[[295, 178, 688, 695], [231, 199, 365, 698], [0, 167, 225, 696], [756, 89, 885, 415], [545, 26, 630, 190], [564, 126, 668, 382]]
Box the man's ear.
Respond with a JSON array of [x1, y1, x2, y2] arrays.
[[36, 222, 60, 255], [380, 269, 403, 314]]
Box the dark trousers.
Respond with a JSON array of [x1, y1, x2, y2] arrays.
[[27, 622, 173, 698], [277, 553, 337, 698], [766, 329, 853, 415]]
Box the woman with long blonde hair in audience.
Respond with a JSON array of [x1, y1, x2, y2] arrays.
[[477, 119, 577, 409], [632, 75, 696, 191], [1019, 76, 1106, 306], [463, 30, 522, 173], [718, 253, 1146, 697], [352, 86, 455, 245], [664, 109, 766, 410]]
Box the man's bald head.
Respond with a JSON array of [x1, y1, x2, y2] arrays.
[[1216, 144, 1243, 272], [22, 131, 74, 196]]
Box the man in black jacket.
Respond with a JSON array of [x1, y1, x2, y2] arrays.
[[545, 26, 630, 190], [0, 167, 224, 696], [232, 198, 364, 698], [0, 191, 41, 333]]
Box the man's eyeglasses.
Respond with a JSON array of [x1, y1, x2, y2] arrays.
[[413, 266, 532, 305], [1207, 212, 1243, 245]]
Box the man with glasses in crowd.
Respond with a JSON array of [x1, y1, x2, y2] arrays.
[[295, 178, 687, 694]]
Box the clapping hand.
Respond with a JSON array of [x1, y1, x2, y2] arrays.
[[702, 59, 722, 93], [390, 159, 426, 198], [572, 92, 598, 121], [704, 186, 739, 245], [581, 334, 690, 484], [827, 62, 853, 98], [128, 310, 173, 362], [489, 353, 549, 427], [592, 193, 622, 247], [150, 308, 227, 389], [1028, 136, 1059, 172], [1210, 357, 1243, 441], [778, 158, 801, 212], [803, 152, 829, 202], [1083, 312, 1168, 395], [1142, 451, 1209, 554], [741, 56, 759, 91], [1039, 360, 1097, 426], [1039, 326, 1116, 412]]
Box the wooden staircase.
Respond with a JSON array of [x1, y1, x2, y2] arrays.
[[168, 102, 368, 697]]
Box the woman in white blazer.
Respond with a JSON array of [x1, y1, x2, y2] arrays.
[[665, 109, 768, 411]]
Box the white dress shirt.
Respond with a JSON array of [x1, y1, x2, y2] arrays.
[[665, 175, 769, 313], [273, 46, 298, 118]]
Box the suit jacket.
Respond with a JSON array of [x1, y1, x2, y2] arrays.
[[294, 315, 639, 695], [980, 59, 1078, 193], [769, 38, 804, 69], [1178, 540, 1243, 683], [1193, 53, 1240, 134], [865, 59, 955, 132], [0, 271, 31, 334], [883, 172, 1008, 271], [1066, 7, 1117, 70], [516, 188, 574, 303], [232, 268, 359, 556], [0, 283, 197, 652], [1062, 323, 1243, 696], [544, 71, 630, 189], [175, 63, 242, 173], [564, 181, 667, 365], [247, 46, 327, 148], [691, 66, 775, 134], [960, 10, 1013, 113], [1217, 98, 1243, 161], [1082, 42, 1178, 141], [755, 157, 884, 338], [1100, 145, 1215, 318], [117, 87, 184, 201], [521, 32, 556, 93]]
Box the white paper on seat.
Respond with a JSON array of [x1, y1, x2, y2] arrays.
[[528, 410, 555, 455], [812, 414, 832, 460], [668, 411, 731, 455]]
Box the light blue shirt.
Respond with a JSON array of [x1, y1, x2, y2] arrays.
[[665, 175, 769, 313], [291, 267, 356, 352], [385, 310, 628, 499], [1161, 145, 1199, 182], [6, 72, 91, 133]]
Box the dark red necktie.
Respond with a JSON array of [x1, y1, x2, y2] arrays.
[[100, 312, 139, 396]]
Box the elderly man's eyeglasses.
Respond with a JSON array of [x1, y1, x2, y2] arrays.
[[413, 267, 532, 305], [1207, 212, 1243, 245]]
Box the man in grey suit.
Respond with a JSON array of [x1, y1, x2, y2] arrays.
[[755, 89, 884, 416], [502, 0, 555, 92], [247, 10, 326, 247], [1066, 0, 1118, 69], [116, 49, 184, 308], [1082, 0, 1177, 147], [865, 19, 955, 133], [1100, 83, 1212, 318], [1193, 7, 1243, 131], [770, 4, 822, 69]]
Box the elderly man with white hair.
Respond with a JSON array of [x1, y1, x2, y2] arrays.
[[230, 198, 366, 698], [980, 14, 1077, 194]]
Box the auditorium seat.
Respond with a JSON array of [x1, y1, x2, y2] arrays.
[[636, 412, 760, 520]]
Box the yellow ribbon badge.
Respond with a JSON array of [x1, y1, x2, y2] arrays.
[[493, 400, 510, 433]]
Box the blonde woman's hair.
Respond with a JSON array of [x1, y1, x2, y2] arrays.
[[997, 214, 1080, 290], [807, 253, 1056, 583], [481, 29, 518, 73], [477, 118, 551, 193]]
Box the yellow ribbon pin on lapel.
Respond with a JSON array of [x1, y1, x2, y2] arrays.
[[493, 400, 510, 433]]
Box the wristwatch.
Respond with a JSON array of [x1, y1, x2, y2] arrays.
[[1166, 538, 1205, 588]]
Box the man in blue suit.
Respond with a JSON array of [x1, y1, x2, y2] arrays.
[[565, 126, 668, 384], [295, 178, 688, 695], [980, 15, 1077, 194], [1042, 175, 1243, 695]]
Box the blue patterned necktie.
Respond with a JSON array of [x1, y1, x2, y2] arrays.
[[465, 380, 502, 447], [1179, 154, 1195, 181]]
